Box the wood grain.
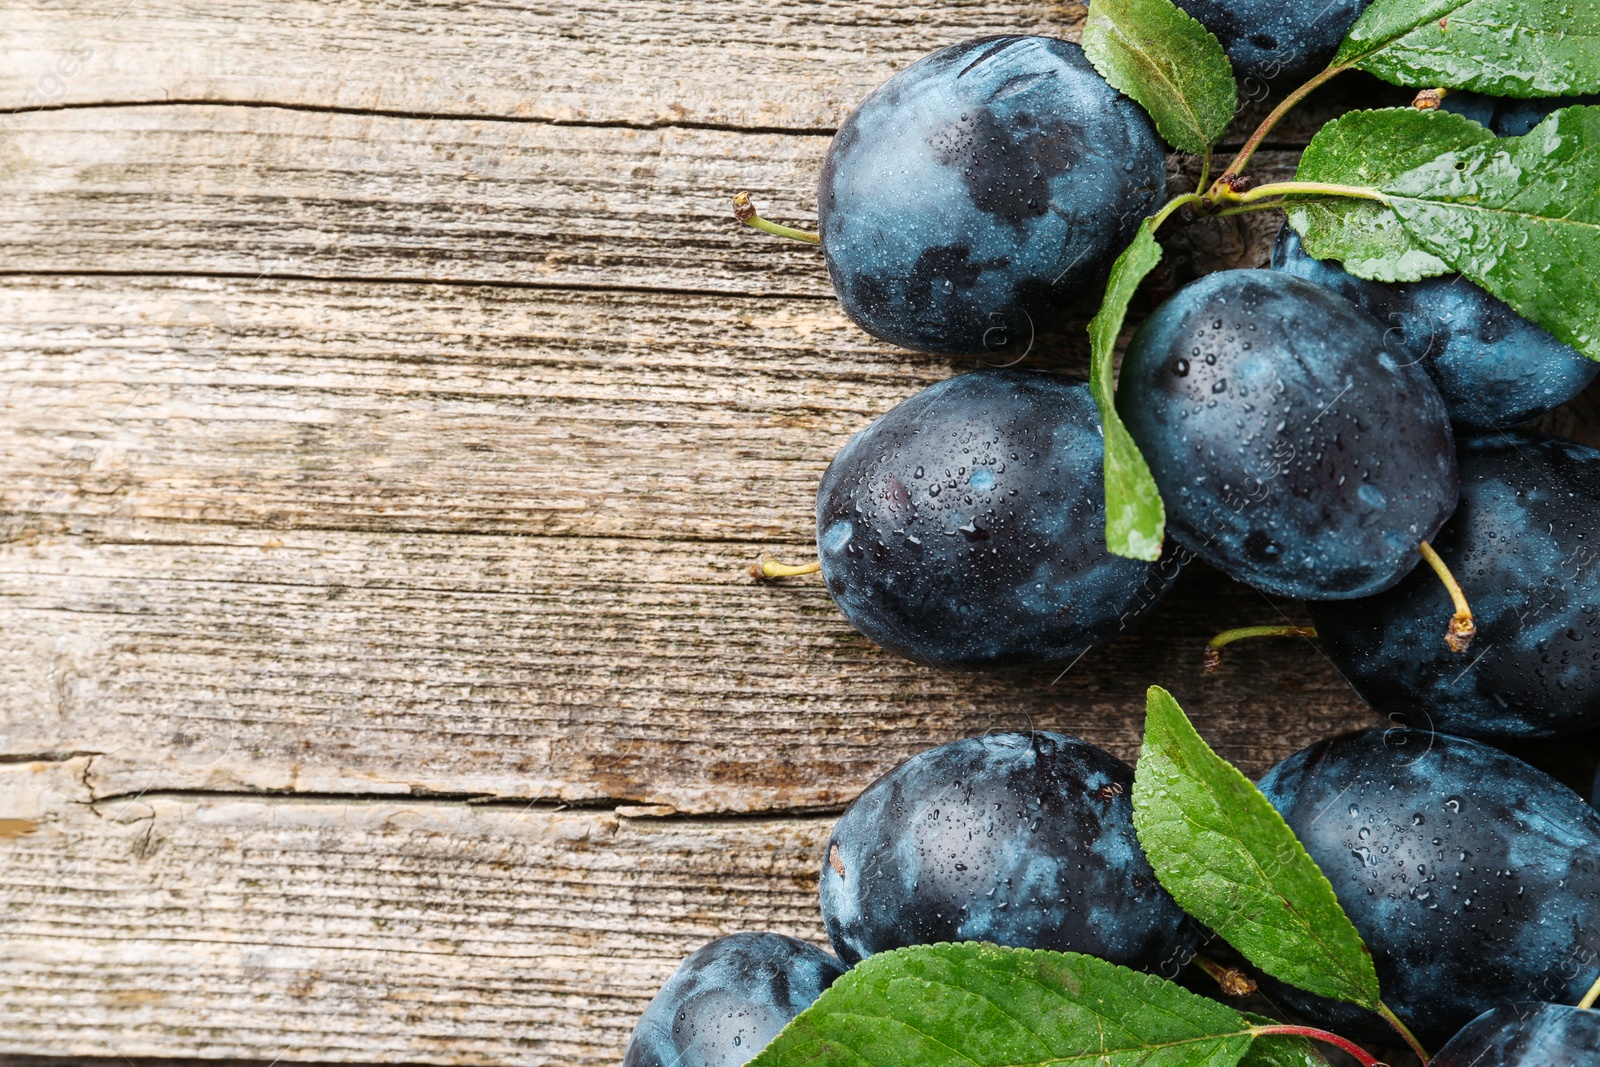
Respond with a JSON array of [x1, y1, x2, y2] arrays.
[[0, 757, 831, 1066], [0, 0, 1087, 130]]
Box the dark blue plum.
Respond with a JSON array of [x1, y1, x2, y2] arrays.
[[819, 36, 1166, 356], [1434, 1004, 1600, 1066], [1257, 729, 1600, 1048], [815, 369, 1181, 668], [1115, 269, 1458, 599], [1273, 224, 1598, 430], [623, 933, 845, 1067], [1167, 0, 1370, 82], [1441, 90, 1600, 137], [1310, 433, 1600, 739], [820, 732, 1194, 971]]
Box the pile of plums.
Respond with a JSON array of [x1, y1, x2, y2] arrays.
[[628, 728, 1600, 1065], [625, 16, 1600, 1067]]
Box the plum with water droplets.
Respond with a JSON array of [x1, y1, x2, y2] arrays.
[[1310, 432, 1600, 739], [1432, 1003, 1600, 1067], [1272, 223, 1597, 430], [1257, 729, 1600, 1049], [819, 35, 1166, 356], [1115, 269, 1458, 599], [816, 369, 1180, 668], [1164, 0, 1371, 82], [623, 933, 845, 1067], [820, 732, 1195, 971]]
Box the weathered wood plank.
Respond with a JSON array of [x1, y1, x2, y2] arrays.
[[0, 516, 1371, 811], [0, 0, 1086, 130], [0, 757, 831, 1066], [0, 0, 1411, 139], [0, 106, 832, 296]]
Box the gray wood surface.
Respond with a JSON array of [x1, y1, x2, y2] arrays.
[[1, 2, 1589, 1065]]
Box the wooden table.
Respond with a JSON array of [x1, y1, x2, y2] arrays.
[[3, 3, 1596, 1065]]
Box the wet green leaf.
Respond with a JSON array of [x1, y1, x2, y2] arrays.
[[1083, 0, 1238, 154], [1133, 687, 1383, 1010], [748, 942, 1260, 1067], [1089, 221, 1165, 561], [1337, 0, 1600, 96], [1386, 104, 1600, 361], [1289, 108, 1491, 281]]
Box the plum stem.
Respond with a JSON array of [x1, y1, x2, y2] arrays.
[[1248, 1024, 1387, 1066], [1212, 180, 1388, 207], [1150, 191, 1205, 231], [750, 556, 821, 580], [1203, 625, 1318, 674], [732, 192, 821, 244], [1412, 87, 1449, 111], [1193, 953, 1257, 996], [1578, 972, 1600, 1010], [1377, 1001, 1432, 1063], [1216, 62, 1347, 184], [1419, 540, 1476, 652]]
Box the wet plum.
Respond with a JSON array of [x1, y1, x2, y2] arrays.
[[1310, 432, 1600, 739], [1272, 224, 1597, 430], [623, 933, 845, 1067], [1115, 269, 1457, 599], [819, 35, 1166, 356], [820, 732, 1195, 972], [1167, 0, 1371, 82], [1257, 729, 1600, 1048], [1433, 1003, 1600, 1067], [815, 369, 1180, 668]]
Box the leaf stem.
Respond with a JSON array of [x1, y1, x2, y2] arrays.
[[1216, 180, 1389, 207], [750, 556, 822, 579], [1217, 63, 1347, 184], [1577, 972, 1600, 1010], [1377, 1002, 1431, 1064], [1249, 1024, 1387, 1066], [1206, 201, 1294, 218], [1151, 192, 1205, 230], [1195, 154, 1212, 197], [1203, 624, 1317, 674], [732, 192, 821, 244], [1419, 540, 1476, 652]]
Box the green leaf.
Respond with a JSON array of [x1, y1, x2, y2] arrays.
[[748, 942, 1260, 1067], [1132, 687, 1383, 1010], [1089, 221, 1165, 561], [1289, 107, 1491, 281], [1239, 1016, 1328, 1067], [1082, 0, 1238, 154], [1386, 105, 1600, 360], [1296, 106, 1600, 360], [1336, 0, 1600, 97]]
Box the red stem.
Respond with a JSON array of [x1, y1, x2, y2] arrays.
[[1250, 1024, 1386, 1066]]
